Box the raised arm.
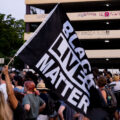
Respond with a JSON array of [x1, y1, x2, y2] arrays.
[[2, 65, 18, 109]]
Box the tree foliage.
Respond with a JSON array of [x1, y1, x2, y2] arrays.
[[0, 13, 25, 57], [0, 13, 25, 69]]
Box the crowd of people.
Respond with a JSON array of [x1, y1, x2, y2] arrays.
[[91, 68, 120, 120], [0, 65, 120, 120]]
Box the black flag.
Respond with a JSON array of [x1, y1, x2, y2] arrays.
[[16, 4, 97, 115]]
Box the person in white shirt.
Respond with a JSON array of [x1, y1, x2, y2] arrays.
[[110, 74, 120, 92], [0, 73, 8, 101]]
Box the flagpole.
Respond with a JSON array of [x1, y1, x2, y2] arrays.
[[7, 55, 16, 66]]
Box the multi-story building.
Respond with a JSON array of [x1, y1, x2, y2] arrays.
[[24, 0, 120, 69]]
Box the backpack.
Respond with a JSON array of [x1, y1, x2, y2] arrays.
[[104, 85, 117, 110]]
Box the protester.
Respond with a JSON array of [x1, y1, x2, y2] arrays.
[[97, 75, 115, 120], [37, 81, 59, 120], [97, 75, 108, 103], [110, 74, 120, 92], [0, 73, 8, 101], [58, 101, 75, 120], [0, 91, 13, 120], [9, 70, 16, 85], [13, 75, 25, 103], [37, 81, 49, 120], [106, 71, 113, 84], [110, 74, 120, 120], [2, 65, 26, 120], [25, 71, 38, 86], [58, 101, 88, 120], [14, 75, 24, 93], [103, 68, 108, 76], [22, 81, 46, 120], [92, 67, 99, 83]]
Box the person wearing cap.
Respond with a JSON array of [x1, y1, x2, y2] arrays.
[[37, 82, 58, 120], [37, 82, 50, 120]]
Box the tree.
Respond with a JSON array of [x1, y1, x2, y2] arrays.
[[0, 13, 25, 69]]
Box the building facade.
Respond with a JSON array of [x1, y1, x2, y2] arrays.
[[24, 0, 120, 69]]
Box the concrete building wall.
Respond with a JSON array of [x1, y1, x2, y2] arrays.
[[24, 0, 120, 68]]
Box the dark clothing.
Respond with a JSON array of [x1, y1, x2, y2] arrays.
[[107, 78, 111, 84], [26, 119, 36, 120], [40, 93, 57, 116], [86, 86, 111, 120], [39, 93, 49, 115], [87, 108, 110, 120], [59, 101, 75, 120], [14, 102, 26, 120]]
